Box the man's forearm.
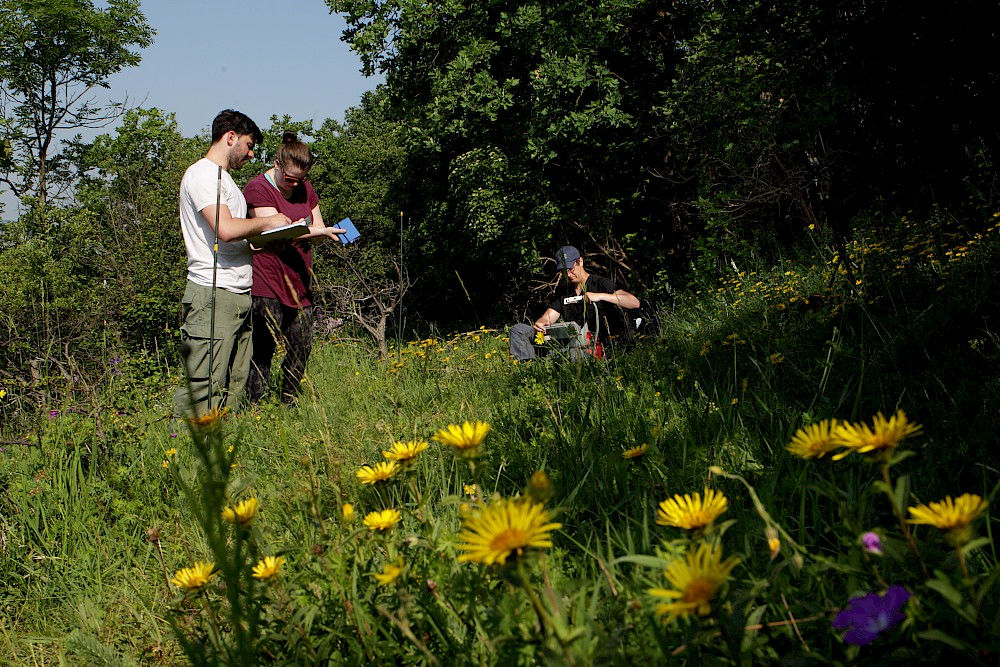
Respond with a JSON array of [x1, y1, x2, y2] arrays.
[[591, 291, 641, 310], [219, 213, 287, 241], [533, 308, 560, 331]]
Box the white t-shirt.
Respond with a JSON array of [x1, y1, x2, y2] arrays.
[[179, 158, 252, 292]]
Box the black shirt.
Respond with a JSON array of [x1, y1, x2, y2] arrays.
[[548, 274, 635, 344]]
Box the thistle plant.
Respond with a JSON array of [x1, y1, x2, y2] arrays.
[[165, 404, 266, 665]]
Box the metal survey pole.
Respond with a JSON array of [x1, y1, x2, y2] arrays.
[[207, 165, 221, 413]]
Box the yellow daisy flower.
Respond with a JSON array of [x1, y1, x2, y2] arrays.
[[382, 439, 429, 463], [171, 561, 215, 589], [373, 558, 404, 586], [832, 410, 921, 460], [786, 419, 840, 459], [647, 542, 740, 621], [463, 483, 478, 497], [363, 508, 402, 532], [164, 447, 177, 457], [623, 443, 650, 460], [656, 488, 728, 530], [432, 421, 491, 455], [251, 555, 285, 580], [356, 461, 399, 485], [188, 407, 227, 430], [221, 497, 258, 525], [341, 503, 355, 521], [908, 494, 988, 533], [456, 497, 561, 566]]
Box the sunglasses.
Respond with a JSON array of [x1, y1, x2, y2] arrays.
[[277, 163, 307, 186]]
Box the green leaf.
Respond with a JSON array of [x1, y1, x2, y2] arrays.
[[916, 629, 968, 651], [894, 474, 911, 513], [925, 575, 962, 606], [872, 480, 892, 497], [611, 554, 669, 569], [925, 574, 978, 623], [887, 449, 918, 467], [960, 537, 992, 556]]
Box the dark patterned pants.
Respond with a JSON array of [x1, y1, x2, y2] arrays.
[[247, 296, 314, 404]]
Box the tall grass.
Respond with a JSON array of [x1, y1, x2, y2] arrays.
[[1, 211, 999, 663]]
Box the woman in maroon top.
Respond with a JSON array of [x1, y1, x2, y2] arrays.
[[243, 132, 344, 403]]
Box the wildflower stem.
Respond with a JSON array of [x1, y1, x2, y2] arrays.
[[148, 529, 172, 594], [200, 591, 224, 654], [879, 463, 929, 578], [709, 468, 805, 554], [954, 545, 987, 628], [516, 559, 553, 634], [955, 545, 969, 580]]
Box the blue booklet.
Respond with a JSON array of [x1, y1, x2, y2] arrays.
[[338, 217, 361, 245]]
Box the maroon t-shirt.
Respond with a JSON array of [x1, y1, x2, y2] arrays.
[[243, 172, 319, 308]]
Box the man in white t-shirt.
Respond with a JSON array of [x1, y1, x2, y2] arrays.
[[174, 109, 290, 417]]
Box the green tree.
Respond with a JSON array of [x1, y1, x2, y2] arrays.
[[328, 0, 1000, 310], [309, 87, 403, 243], [0, 107, 199, 392], [71, 108, 201, 350], [0, 0, 154, 212], [310, 89, 409, 350], [328, 0, 672, 318]]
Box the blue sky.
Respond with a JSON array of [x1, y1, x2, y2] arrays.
[[104, 0, 383, 136], [2, 1, 382, 215]]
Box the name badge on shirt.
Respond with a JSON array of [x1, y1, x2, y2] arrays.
[[564, 295, 583, 305]]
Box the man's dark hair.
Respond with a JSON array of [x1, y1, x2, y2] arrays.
[[211, 109, 263, 144]]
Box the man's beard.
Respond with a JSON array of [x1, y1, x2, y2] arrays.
[[227, 146, 247, 171]]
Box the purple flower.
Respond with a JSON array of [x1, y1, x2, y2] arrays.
[[49, 410, 59, 418], [861, 531, 883, 556], [833, 586, 910, 646]]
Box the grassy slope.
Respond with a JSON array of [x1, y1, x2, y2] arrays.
[[2, 215, 999, 663]]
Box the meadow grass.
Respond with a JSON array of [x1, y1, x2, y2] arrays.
[[1, 212, 999, 663]]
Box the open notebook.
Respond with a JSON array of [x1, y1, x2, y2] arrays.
[[247, 220, 310, 245]]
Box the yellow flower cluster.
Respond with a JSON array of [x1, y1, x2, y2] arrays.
[[698, 266, 820, 314], [786, 410, 921, 462], [382, 439, 429, 463], [622, 443, 649, 460], [456, 497, 561, 566], [908, 493, 988, 543], [385, 328, 512, 374], [656, 488, 728, 530], [363, 508, 402, 532], [373, 558, 404, 586], [252, 555, 285, 580], [356, 461, 399, 485], [171, 561, 215, 590], [432, 421, 491, 456], [221, 497, 258, 525], [648, 542, 740, 621], [341, 420, 494, 552]]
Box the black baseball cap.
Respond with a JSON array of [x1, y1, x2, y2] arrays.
[[555, 246, 581, 271]]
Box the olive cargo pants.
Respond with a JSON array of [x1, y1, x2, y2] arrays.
[[173, 281, 253, 417]]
